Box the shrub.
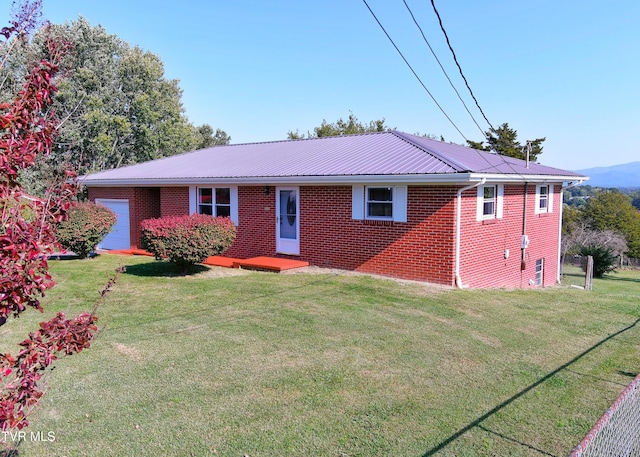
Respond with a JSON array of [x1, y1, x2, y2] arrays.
[[579, 244, 618, 278], [140, 214, 236, 272], [56, 202, 117, 258]]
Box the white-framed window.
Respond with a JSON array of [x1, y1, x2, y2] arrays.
[[366, 187, 393, 219], [535, 258, 544, 286], [538, 186, 549, 211], [198, 187, 231, 217], [535, 184, 554, 214], [189, 186, 238, 225], [482, 185, 496, 218], [476, 184, 504, 221], [352, 185, 407, 222]]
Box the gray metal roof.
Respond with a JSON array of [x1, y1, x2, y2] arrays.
[[82, 131, 587, 186]]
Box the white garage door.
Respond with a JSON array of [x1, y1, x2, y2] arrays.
[[96, 199, 130, 250]]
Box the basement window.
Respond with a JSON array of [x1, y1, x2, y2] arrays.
[[535, 258, 544, 286]]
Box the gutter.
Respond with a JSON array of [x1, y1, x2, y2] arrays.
[[79, 173, 584, 188], [455, 178, 486, 288]]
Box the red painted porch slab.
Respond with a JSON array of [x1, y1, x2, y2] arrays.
[[130, 248, 154, 256], [100, 251, 308, 272], [202, 256, 240, 268], [232, 256, 309, 272]]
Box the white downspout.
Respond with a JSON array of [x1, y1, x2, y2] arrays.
[[557, 180, 583, 284], [455, 178, 486, 288], [556, 187, 565, 284]]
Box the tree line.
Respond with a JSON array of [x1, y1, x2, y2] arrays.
[[0, 16, 230, 195], [563, 189, 640, 275], [565, 184, 640, 211]]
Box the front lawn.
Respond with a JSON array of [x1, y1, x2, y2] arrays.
[[2, 256, 639, 456]]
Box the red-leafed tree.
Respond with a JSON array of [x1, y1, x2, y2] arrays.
[[0, 1, 108, 432]]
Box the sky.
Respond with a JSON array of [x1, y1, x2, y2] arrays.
[[2, 0, 639, 170]]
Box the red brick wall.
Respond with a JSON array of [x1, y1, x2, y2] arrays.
[[299, 186, 457, 284], [88, 187, 161, 248], [224, 186, 276, 258], [213, 185, 458, 285], [88, 182, 563, 288], [160, 187, 190, 217], [458, 184, 561, 288]]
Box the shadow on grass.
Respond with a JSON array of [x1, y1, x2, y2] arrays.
[[123, 261, 210, 277], [618, 370, 638, 378], [477, 425, 556, 456], [422, 317, 640, 457], [562, 271, 584, 279], [600, 274, 640, 283]]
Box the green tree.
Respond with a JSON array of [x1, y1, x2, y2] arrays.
[[560, 204, 582, 272], [578, 244, 619, 278], [288, 112, 392, 139], [581, 190, 640, 257], [194, 124, 231, 149], [4, 17, 229, 194], [630, 191, 640, 211], [468, 123, 545, 162]]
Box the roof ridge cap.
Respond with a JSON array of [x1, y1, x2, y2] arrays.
[[226, 129, 391, 147], [391, 131, 471, 172]]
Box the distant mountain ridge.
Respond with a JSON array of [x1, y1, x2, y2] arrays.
[[575, 161, 640, 188]]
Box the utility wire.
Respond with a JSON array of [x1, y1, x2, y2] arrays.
[[361, 0, 524, 179], [430, 0, 495, 132], [400, 1, 500, 172], [401, 0, 486, 138], [361, 0, 468, 142], [427, 0, 529, 179]]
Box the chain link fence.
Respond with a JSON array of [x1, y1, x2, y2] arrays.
[[567, 256, 640, 269], [569, 373, 640, 457]]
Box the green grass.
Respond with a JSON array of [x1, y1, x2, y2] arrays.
[[2, 256, 639, 456]]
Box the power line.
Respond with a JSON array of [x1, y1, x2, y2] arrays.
[[426, 0, 530, 179], [396, 0, 505, 173], [429, 0, 495, 132], [361, 0, 525, 179], [361, 0, 468, 142], [361, 0, 501, 173], [401, 0, 486, 138]]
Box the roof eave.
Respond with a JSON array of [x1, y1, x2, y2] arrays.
[[81, 173, 477, 187], [468, 173, 589, 184], [81, 173, 588, 187]]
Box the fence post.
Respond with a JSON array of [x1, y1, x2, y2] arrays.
[[585, 255, 593, 291]]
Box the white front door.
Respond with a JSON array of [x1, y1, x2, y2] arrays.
[[276, 187, 299, 255]]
